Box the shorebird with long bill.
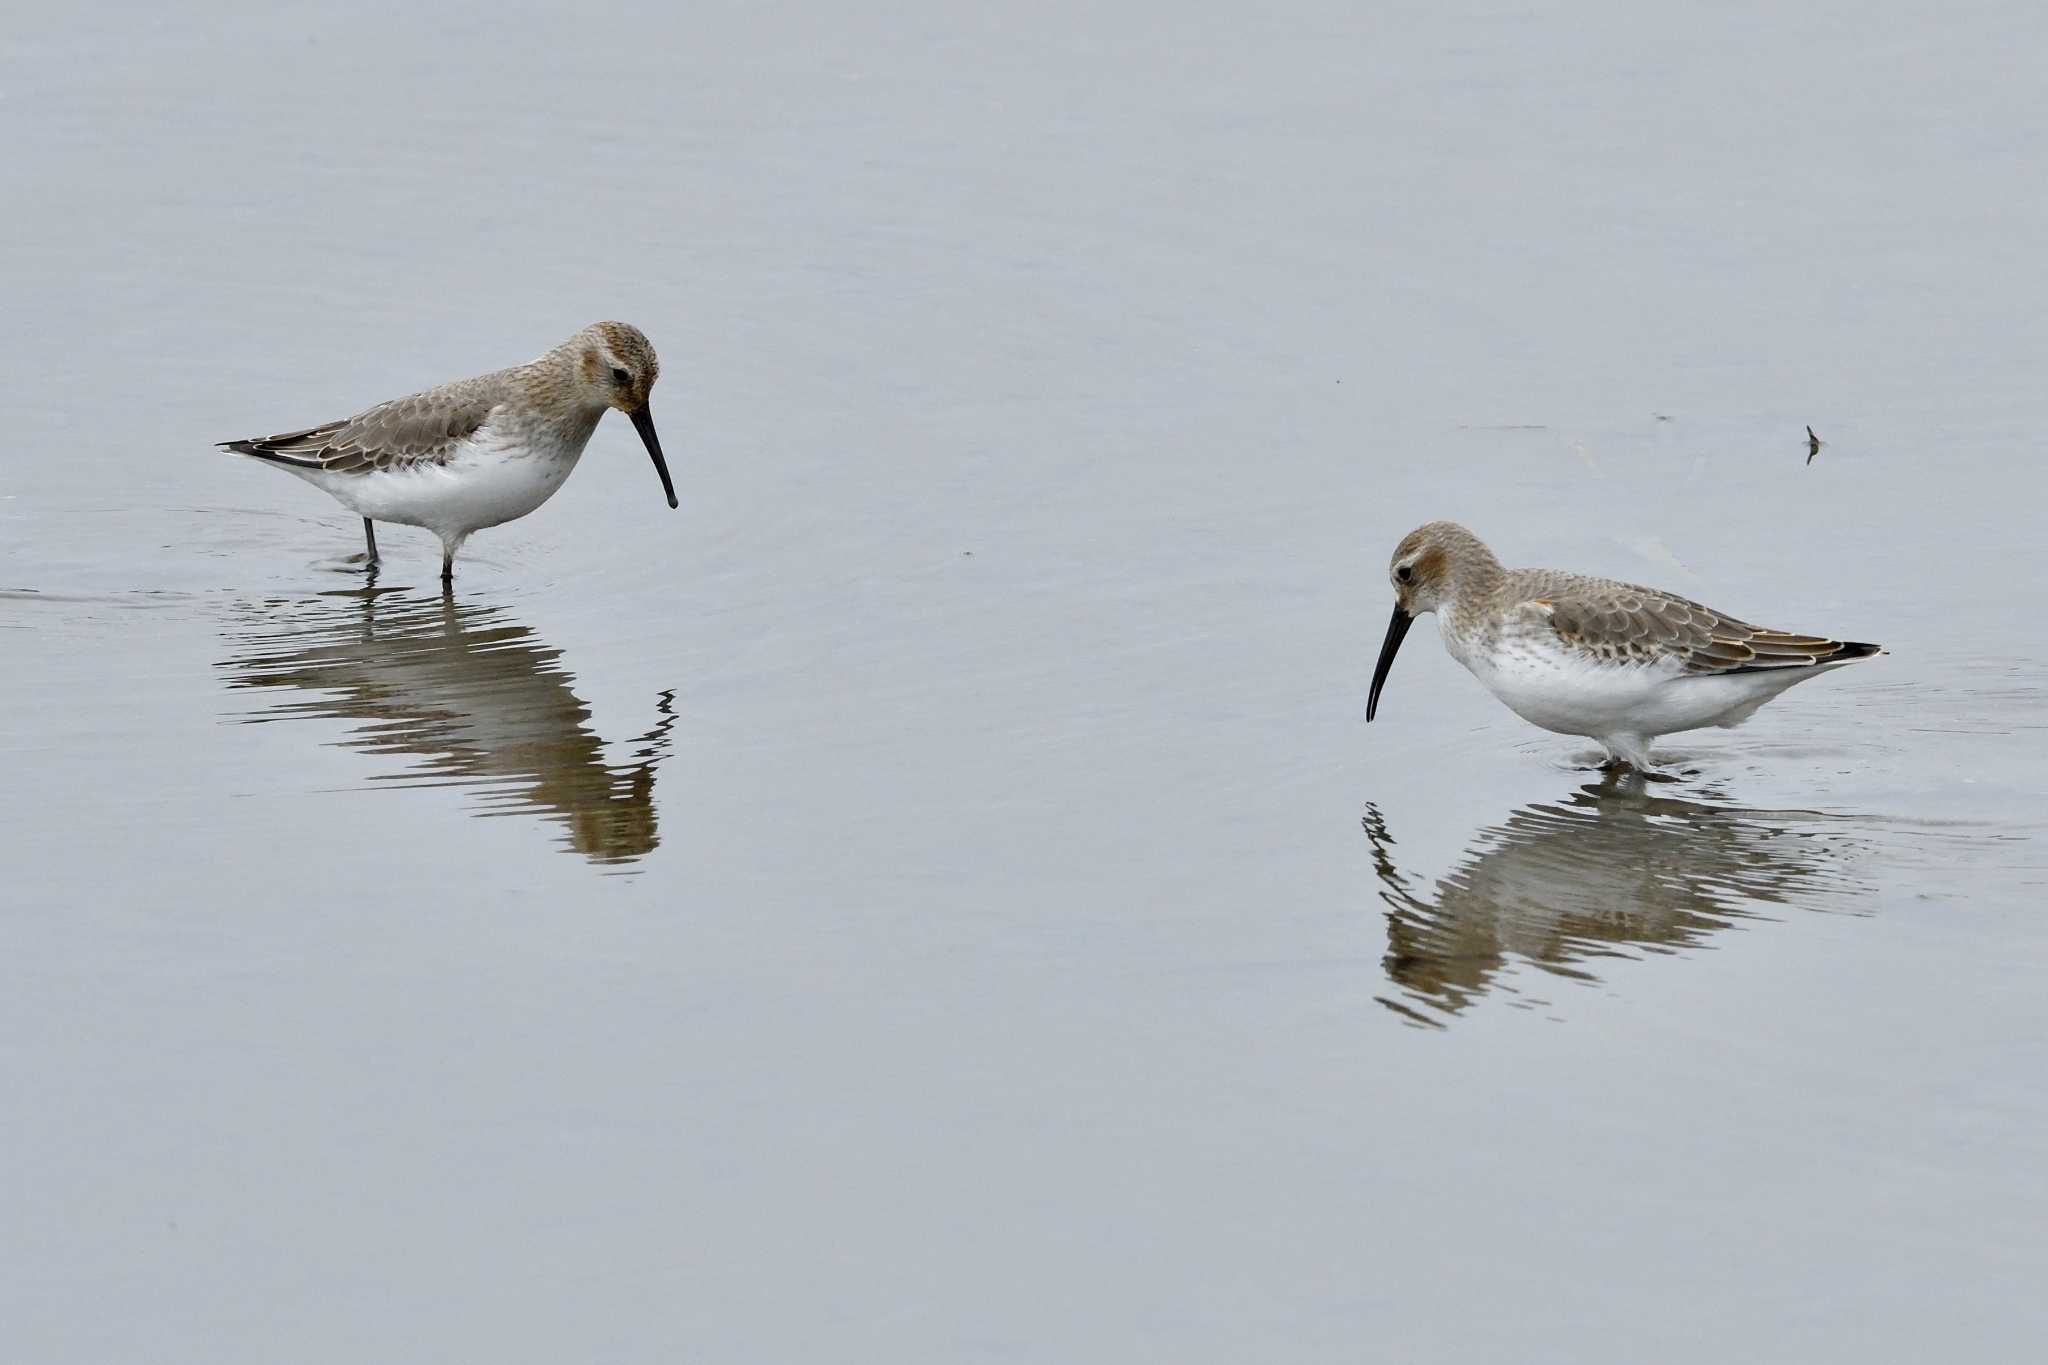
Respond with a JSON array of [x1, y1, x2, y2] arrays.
[[1366, 521, 1880, 769], [220, 321, 676, 581]]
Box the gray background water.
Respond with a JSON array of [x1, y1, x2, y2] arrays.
[[4, 3, 2045, 1361]]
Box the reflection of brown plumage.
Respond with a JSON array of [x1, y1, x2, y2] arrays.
[[1363, 775, 1866, 1025], [219, 588, 677, 865]]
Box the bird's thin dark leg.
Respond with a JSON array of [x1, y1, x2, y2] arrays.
[[441, 550, 454, 584], [362, 518, 379, 568]]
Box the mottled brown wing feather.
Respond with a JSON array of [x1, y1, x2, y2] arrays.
[[219, 382, 498, 475], [1540, 580, 1875, 674]]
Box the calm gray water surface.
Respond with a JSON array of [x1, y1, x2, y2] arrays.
[[5, 3, 2046, 1361]]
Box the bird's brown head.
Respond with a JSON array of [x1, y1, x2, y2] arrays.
[[1386, 521, 1466, 617], [568, 321, 675, 509], [1368, 521, 1498, 723], [573, 321, 661, 413]]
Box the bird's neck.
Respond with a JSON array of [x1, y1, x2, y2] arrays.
[[1438, 563, 1508, 646], [541, 405, 607, 453], [506, 360, 608, 448], [1443, 553, 1507, 612]]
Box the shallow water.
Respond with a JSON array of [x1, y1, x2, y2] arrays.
[[5, 3, 2047, 1361], [220, 588, 680, 867]]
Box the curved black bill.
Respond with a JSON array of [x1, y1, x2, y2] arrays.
[[629, 404, 679, 509], [1366, 603, 1413, 723]]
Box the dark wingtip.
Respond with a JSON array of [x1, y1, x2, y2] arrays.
[[1721, 639, 1883, 674], [220, 439, 323, 469]]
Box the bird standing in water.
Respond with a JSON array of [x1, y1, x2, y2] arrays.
[[220, 321, 676, 581], [1366, 521, 1880, 770]]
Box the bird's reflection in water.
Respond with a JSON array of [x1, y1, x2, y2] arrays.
[[220, 587, 678, 866], [1363, 774, 1868, 1026]]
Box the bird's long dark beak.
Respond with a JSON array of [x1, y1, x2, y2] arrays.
[[1366, 603, 1413, 723], [629, 405, 679, 509]]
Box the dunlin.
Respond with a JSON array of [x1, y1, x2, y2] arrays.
[[1366, 522, 1879, 769], [220, 322, 676, 580]]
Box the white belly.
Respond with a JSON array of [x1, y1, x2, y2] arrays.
[[299, 434, 582, 540], [1451, 629, 1791, 741]]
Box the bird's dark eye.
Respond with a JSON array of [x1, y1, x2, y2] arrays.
[[1396, 564, 1414, 583], [610, 367, 631, 386]]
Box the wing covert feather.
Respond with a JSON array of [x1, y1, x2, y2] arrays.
[[219, 379, 499, 474], [1534, 577, 1873, 673]]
